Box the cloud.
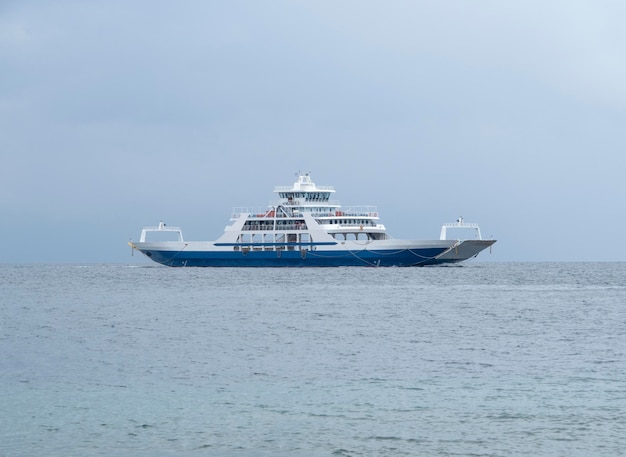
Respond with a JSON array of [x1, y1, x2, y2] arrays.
[[302, 0, 626, 108]]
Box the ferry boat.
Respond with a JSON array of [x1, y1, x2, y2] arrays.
[[129, 172, 496, 267]]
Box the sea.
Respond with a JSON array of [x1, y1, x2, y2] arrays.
[[1, 262, 625, 457]]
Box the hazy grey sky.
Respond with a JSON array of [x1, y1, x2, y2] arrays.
[[2, 0, 625, 262]]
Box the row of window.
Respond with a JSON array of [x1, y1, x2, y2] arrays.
[[243, 219, 375, 230], [280, 192, 331, 201], [327, 219, 375, 226], [237, 234, 310, 243], [243, 221, 307, 231]]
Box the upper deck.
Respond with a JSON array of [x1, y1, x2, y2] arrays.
[[228, 172, 379, 220], [231, 205, 379, 220], [274, 172, 336, 205], [274, 172, 335, 193]]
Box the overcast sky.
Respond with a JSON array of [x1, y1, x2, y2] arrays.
[[2, 0, 625, 263]]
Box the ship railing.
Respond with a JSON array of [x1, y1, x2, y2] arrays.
[[232, 210, 298, 219], [320, 206, 379, 217], [231, 207, 265, 218], [241, 224, 275, 231], [231, 207, 300, 218], [275, 224, 307, 231], [231, 205, 380, 219], [139, 221, 184, 242], [291, 206, 380, 217], [274, 185, 335, 192], [270, 199, 342, 206], [241, 223, 307, 231], [439, 218, 483, 240], [325, 220, 380, 228]]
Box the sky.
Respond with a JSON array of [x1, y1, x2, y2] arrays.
[[2, 0, 626, 263]]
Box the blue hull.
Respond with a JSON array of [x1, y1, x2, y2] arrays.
[[141, 247, 450, 267]]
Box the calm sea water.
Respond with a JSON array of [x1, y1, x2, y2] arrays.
[[1, 263, 625, 457]]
